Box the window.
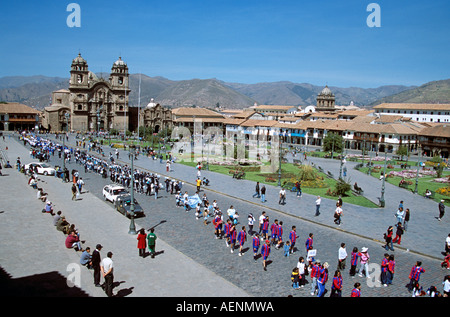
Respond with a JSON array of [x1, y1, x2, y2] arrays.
[[77, 104, 82, 110]]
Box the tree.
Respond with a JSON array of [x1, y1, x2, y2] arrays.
[[396, 145, 408, 161], [323, 133, 344, 155]]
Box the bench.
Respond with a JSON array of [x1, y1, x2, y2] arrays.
[[232, 171, 245, 179], [353, 186, 364, 195], [424, 191, 435, 199], [293, 159, 302, 165], [327, 171, 334, 179]]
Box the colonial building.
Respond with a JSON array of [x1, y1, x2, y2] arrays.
[[43, 53, 131, 132], [171, 107, 226, 133], [0, 102, 41, 131], [138, 98, 173, 133], [373, 103, 450, 123], [41, 89, 71, 131]]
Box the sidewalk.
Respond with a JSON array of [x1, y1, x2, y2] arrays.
[[0, 136, 250, 297]]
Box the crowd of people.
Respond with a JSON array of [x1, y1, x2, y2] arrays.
[[16, 131, 450, 297]]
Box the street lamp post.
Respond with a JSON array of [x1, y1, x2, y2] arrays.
[[380, 147, 387, 207], [62, 113, 70, 182], [278, 131, 284, 187], [128, 144, 137, 235], [414, 145, 421, 194]]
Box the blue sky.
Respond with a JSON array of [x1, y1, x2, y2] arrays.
[[0, 0, 449, 88]]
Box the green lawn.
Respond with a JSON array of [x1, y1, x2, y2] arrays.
[[359, 166, 450, 206], [181, 160, 380, 208]]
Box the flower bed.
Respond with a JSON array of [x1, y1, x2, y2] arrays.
[[388, 169, 437, 179]]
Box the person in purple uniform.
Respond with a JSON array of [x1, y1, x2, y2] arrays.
[[229, 225, 237, 253], [237, 226, 247, 256], [252, 233, 260, 262], [380, 253, 389, 286], [261, 217, 269, 241], [408, 261, 425, 292], [289, 226, 299, 254], [261, 240, 271, 271], [305, 233, 314, 253], [349, 247, 359, 277], [270, 219, 279, 246], [275, 221, 283, 250], [317, 262, 329, 297], [330, 270, 343, 297], [224, 219, 232, 247]]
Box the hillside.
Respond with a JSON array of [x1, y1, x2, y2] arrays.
[[155, 78, 256, 108], [371, 79, 450, 105], [2, 74, 448, 111], [226, 81, 415, 107]]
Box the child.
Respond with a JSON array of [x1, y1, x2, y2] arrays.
[[289, 226, 298, 254], [284, 240, 291, 257], [351, 283, 361, 297], [297, 257, 306, 288], [237, 226, 247, 256], [349, 247, 359, 277], [253, 233, 260, 262], [261, 240, 271, 271], [392, 222, 404, 245], [229, 225, 237, 253], [224, 219, 232, 247], [387, 254, 395, 286], [261, 217, 269, 241], [195, 204, 201, 219], [247, 213, 255, 235], [270, 219, 279, 246], [276, 221, 284, 250], [291, 267, 300, 290], [213, 212, 223, 239]]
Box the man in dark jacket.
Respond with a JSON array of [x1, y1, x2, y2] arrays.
[[92, 244, 103, 287], [438, 200, 445, 221]]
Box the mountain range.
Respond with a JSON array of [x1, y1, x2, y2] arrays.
[[1, 74, 449, 111]]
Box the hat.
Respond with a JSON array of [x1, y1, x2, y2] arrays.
[[96, 244, 103, 249], [323, 262, 329, 268], [361, 247, 368, 252]]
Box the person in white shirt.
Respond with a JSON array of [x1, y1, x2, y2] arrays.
[[338, 243, 348, 270], [258, 211, 266, 235], [315, 196, 321, 216], [101, 252, 114, 297], [334, 203, 343, 226], [279, 188, 286, 205], [296, 257, 306, 287]]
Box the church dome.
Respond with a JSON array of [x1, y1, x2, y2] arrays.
[[72, 53, 87, 65], [319, 85, 333, 96], [113, 56, 127, 66], [146, 98, 157, 108]]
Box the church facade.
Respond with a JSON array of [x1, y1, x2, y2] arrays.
[[43, 53, 131, 132]]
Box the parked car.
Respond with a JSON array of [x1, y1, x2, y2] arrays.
[[24, 162, 56, 176], [102, 184, 128, 203], [114, 194, 145, 218]]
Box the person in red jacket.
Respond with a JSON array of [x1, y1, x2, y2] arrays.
[[65, 231, 82, 251], [137, 228, 147, 257], [351, 283, 361, 297]]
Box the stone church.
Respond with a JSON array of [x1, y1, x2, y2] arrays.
[[43, 53, 130, 132]]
